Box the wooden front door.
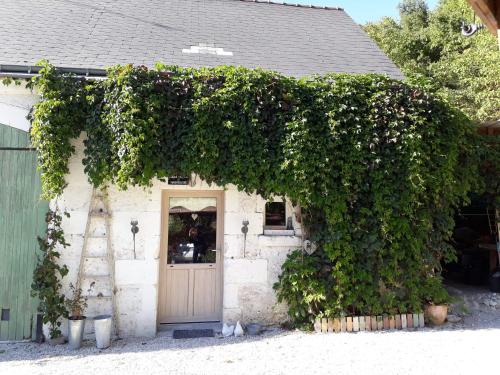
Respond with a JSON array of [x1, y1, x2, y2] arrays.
[[159, 190, 223, 323]]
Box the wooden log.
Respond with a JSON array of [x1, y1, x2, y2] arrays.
[[377, 316, 383, 330], [321, 318, 328, 333], [364, 316, 371, 331], [359, 316, 366, 331], [340, 317, 347, 332], [395, 314, 402, 329], [418, 313, 425, 328], [413, 313, 419, 328], [352, 316, 359, 332], [327, 318, 334, 333], [383, 315, 390, 330], [346, 317, 353, 332], [373, 316, 379, 331], [334, 318, 341, 333], [401, 314, 407, 329], [314, 318, 322, 333], [389, 316, 396, 330], [407, 313, 413, 328]]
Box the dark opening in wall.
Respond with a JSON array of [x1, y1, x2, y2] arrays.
[[1, 308, 10, 321], [444, 194, 498, 287], [265, 202, 286, 228]]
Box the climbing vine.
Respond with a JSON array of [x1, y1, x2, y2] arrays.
[[31, 209, 69, 339], [29, 61, 489, 326], [27, 62, 88, 199]]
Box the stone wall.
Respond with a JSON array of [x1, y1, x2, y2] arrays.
[[58, 138, 302, 337]]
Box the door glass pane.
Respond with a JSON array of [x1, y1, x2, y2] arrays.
[[167, 197, 217, 264]]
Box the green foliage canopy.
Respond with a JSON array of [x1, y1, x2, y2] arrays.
[[364, 0, 500, 123], [30, 62, 481, 325]]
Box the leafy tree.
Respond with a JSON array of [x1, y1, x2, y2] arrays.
[[364, 0, 500, 123]]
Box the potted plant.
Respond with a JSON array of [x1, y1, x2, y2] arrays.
[[65, 282, 93, 349], [423, 276, 450, 326]]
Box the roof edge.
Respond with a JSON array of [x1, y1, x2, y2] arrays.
[[237, 0, 343, 11], [0, 64, 107, 79]]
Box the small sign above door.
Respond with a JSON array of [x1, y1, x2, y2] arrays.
[[168, 176, 190, 185]]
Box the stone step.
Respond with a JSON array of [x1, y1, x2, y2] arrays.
[[82, 256, 110, 277], [86, 236, 108, 257], [81, 276, 112, 298]]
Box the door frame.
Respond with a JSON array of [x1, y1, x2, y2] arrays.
[[158, 189, 224, 325]]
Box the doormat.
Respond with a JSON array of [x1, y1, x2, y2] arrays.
[[172, 329, 215, 339]]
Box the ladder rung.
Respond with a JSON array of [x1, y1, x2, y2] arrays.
[[86, 295, 112, 299], [82, 274, 111, 279], [90, 211, 110, 218]]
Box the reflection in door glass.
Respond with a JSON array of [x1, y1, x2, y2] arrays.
[[168, 197, 217, 264]]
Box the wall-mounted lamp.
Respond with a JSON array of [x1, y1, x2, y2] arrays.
[[241, 220, 249, 257], [131, 219, 139, 259]]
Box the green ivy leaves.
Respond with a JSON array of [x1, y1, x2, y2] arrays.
[[31, 209, 70, 339], [28, 61, 88, 199], [29, 62, 486, 327]]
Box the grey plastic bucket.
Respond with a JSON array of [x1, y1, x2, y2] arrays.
[[94, 315, 112, 349], [68, 317, 86, 349]]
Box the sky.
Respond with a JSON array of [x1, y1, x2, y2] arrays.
[[296, 0, 440, 24]]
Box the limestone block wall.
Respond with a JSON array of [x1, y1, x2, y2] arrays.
[[222, 191, 302, 324], [55, 138, 303, 336]]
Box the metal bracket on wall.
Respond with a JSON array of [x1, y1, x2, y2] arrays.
[[241, 220, 249, 257]]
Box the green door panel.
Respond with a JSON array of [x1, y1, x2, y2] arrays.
[[0, 123, 48, 341]]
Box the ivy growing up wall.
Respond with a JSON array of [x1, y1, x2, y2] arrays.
[[28, 62, 484, 325]]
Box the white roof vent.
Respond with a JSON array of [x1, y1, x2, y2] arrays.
[[182, 43, 233, 56]]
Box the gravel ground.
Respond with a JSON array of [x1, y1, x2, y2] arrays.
[[1, 284, 499, 375]]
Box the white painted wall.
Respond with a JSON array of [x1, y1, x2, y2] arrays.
[[1, 85, 303, 337], [0, 83, 36, 131]]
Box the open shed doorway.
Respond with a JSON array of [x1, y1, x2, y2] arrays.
[[443, 121, 500, 293], [443, 195, 499, 289]]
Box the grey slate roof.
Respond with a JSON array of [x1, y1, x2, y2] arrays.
[[0, 0, 404, 79]]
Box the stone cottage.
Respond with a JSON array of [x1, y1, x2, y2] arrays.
[[0, 0, 402, 339]]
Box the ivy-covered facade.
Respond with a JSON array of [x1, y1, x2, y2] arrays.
[[18, 61, 485, 336]]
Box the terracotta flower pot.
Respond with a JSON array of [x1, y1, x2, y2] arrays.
[[424, 304, 448, 326]]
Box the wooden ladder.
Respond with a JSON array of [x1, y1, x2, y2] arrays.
[[75, 188, 118, 336]]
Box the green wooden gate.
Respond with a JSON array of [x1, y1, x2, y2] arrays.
[[0, 123, 48, 341]]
